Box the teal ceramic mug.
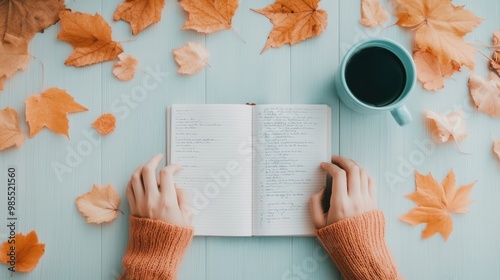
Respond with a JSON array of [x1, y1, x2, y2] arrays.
[[335, 38, 416, 126]]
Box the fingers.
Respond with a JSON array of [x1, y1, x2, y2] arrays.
[[176, 187, 190, 207], [159, 164, 182, 203], [320, 162, 348, 200], [131, 164, 145, 203], [141, 154, 164, 197], [359, 168, 370, 196], [331, 156, 361, 197], [368, 176, 376, 198], [126, 181, 137, 215], [309, 188, 326, 228], [176, 187, 192, 224]]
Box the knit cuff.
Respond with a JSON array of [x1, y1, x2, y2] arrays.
[[316, 210, 400, 280], [121, 216, 194, 280]]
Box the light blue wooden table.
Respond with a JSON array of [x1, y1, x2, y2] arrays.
[[1, 0, 500, 279]]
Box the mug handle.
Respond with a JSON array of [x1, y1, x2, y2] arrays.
[[390, 105, 412, 126]]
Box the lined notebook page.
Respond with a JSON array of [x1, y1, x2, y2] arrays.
[[252, 105, 331, 236], [169, 105, 253, 236]]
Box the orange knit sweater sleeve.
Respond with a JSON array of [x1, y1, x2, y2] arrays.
[[120, 216, 194, 280], [315, 210, 401, 280]]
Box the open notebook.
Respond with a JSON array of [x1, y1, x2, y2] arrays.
[[167, 104, 331, 236]]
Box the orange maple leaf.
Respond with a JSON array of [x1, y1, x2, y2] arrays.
[[25, 87, 88, 138], [425, 109, 467, 144], [468, 73, 500, 117], [394, 0, 483, 69], [401, 170, 475, 241], [173, 42, 210, 75], [75, 184, 121, 224], [0, 0, 65, 43], [0, 107, 25, 151], [0, 38, 30, 91], [57, 10, 124, 67], [413, 50, 460, 91], [179, 0, 239, 33], [359, 0, 389, 28], [114, 0, 165, 36], [0, 231, 45, 272], [113, 54, 138, 82], [252, 0, 328, 53], [92, 113, 116, 135]]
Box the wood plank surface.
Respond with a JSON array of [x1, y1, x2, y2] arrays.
[[0, 0, 498, 279]]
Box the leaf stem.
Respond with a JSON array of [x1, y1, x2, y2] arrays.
[[31, 55, 45, 92], [231, 27, 246, 44]]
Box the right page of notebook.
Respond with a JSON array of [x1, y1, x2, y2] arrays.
[[252, 104, 331, 236]]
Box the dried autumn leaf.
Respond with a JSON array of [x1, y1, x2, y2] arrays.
[[359, 0, 389, 28], [173, 42, 210, 75], [493, 139, 500, 161], [92, 113, 116, 135], [490, 30, 500, 76], [113, 54, 138, 82], [0, 38, 30, 91], [57, 11, 124, 67], [414, 50, 460, 91], [252, 0, 328, 53], [468, 73, 500, 117], [76, 184, 121, 224], [425, 110, 466, 143], [0, 231, 45, 272], [0, 0, 65, 43], [401, 170, 474, 241], [0, 107, 25, 151], [394, 0, 483, 69], [25, 87, 88, 138], [179, 0, 238, 33], [114, 0, 165, 36]]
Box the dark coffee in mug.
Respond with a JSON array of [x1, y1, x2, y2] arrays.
[[345, 46, 406, 107]]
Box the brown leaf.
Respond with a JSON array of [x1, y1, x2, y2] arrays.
[[0, 0, 65, 43], [401, 170, 474, 241], [25, 87, 88, 138], [468, 73, 500, 117], [0, 231, 45, 272], [425, 110, 467, 143], [490, 30, 500, 76], [0, 38, 30, 91], [75, 184, 121, 224], [0, 107, 25, 151], [114, 0, 165, 36], [173, 42, 210, 75], [359, 0, 389, 28], [92, 113, 116, 135], [113, 54, 138, 81], [57, 10, 124, 67], [179, 0, 239, 33], [394, 0, 483, 69], [252, 0, 328, 53], [413, 50, 460, 91]]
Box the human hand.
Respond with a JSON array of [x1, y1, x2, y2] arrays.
[[126, 154, 192, 226], [310, 156, 377, 228]]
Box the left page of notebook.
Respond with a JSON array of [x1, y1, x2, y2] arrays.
[[168, 104, 253, 236]]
